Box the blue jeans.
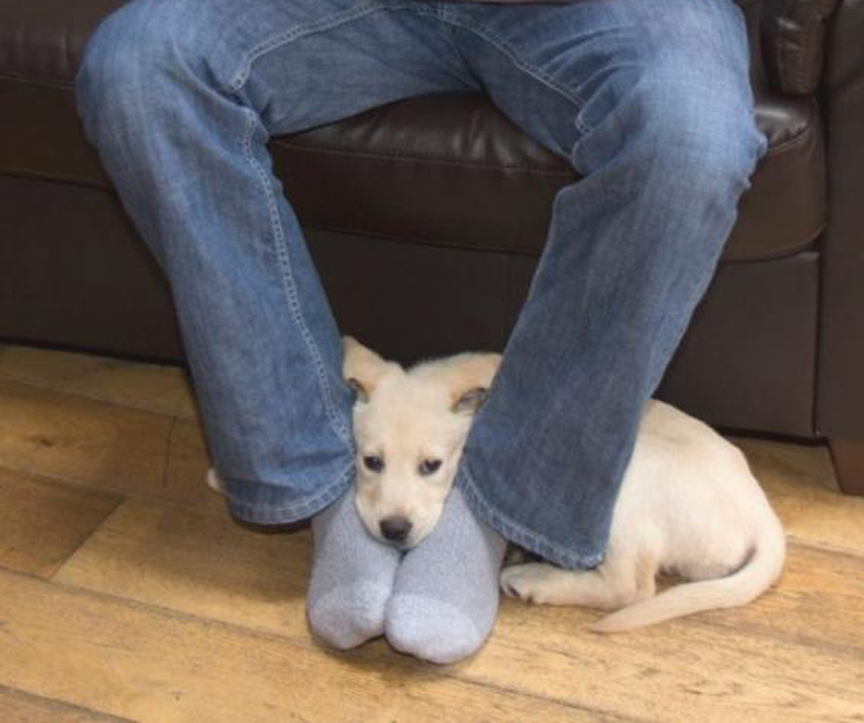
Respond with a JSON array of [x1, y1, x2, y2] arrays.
[[75, 0, 765, 569]]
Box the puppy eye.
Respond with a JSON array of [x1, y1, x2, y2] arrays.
[[363, 455, 384, 473], [419, 459, 442, 476]]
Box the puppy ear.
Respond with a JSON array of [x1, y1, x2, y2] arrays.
[[342, 336, 393, 402], [452, 386, 489, 414], [445, 352, 502, 415], [346, 376, 370, 403]]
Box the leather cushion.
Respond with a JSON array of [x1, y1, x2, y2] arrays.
[[275, 89, 825, 262], [0, 0, 125, 84], [0, 3, 826, 263]]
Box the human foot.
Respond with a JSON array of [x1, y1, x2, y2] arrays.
[[307, 489, 402, 649], [384, 486, 506, 663]]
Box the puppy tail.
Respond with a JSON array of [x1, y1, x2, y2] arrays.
[[588, 513, 785, 634]]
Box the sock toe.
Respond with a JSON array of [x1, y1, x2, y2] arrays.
[[382, 486, 505, 664], [306, 488, 401, 650], [385, 593, 485, 664], [308, 579, 392, 649]]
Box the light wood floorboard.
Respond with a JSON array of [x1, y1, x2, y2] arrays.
[[0, 379, 171, 496], [0, 345, 197, 420], [0, 468, 122, 577], [0, 568, 594, 722], [0, 683, 131, 723], [1, 343, 863, 722]]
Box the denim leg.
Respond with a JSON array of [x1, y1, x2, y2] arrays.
[[75, 0, 475, 523], [444, 0, 768, 568]]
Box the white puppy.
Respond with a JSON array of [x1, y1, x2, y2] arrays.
[[206, 336, 499, 548], [343, 336, 501, 549], [209, 337, 785, 632], [343, 337, 785, 633]]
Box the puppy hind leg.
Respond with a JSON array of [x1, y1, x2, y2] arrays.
[[501, 546, 657, 611], [632, 547, 659, 600], [501, 562, 624, 609]]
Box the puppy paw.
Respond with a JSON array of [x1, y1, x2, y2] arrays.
[[206, 468, 224, 495], [500, 562, 562, 604]]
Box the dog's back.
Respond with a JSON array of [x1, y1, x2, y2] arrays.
[[590, 400, 785, 632]]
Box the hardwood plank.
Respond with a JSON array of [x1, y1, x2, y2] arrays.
[[55, 498, 309, 633], [58, 498, 864, 652], [163, 418, 222, 512], [0, 468, 122, 577], [57, 498, 864, 721], [0, 683, 130, 722], [492, 603, 864, 722], [0, 380, 171, 497], [0, 344, 197, 420], [0, 345, 105, 387], [0, 568, 591, 723], [736, 437, 864, 554], [709, 543, 864, 652], [6, 347, 864, 721]]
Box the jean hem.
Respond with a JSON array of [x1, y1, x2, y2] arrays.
[[457, 464, 605, 570], [221, 463, 354, 524]]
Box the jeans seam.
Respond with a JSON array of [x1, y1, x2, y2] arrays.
[[229, 2, 418, 93], [240, 108, 351, 445], [430, 7, 483, 90], [437, 13, 586, 119], [574, 113, 593, 137]]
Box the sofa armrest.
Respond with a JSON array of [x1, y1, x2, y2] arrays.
[[760, 0, 841, 95], [816, 0, 864, 439]]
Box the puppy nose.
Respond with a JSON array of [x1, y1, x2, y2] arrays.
[[379, 516, 413, 543]]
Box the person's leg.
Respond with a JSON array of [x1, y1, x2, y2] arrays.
[[386, 0, 765, 660], [451, 0, 766, 569], [75, 0, 477, 648]]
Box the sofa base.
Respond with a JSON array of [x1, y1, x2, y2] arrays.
[[1, 175, 820, 439], [830, 439, 864, 496]]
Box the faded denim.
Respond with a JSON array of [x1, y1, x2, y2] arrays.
[[76, 0, 765, 569]]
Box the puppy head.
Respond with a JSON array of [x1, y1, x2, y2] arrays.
[[343, 336, 501, 548]]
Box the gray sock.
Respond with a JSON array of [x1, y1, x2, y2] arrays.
[[385, 485, 507, 664], [306, 488, 401, 649]]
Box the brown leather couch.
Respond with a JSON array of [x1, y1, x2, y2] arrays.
[[2, 0, 862, 492]]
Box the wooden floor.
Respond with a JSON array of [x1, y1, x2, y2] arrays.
[[0, 343, 862, 722]]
